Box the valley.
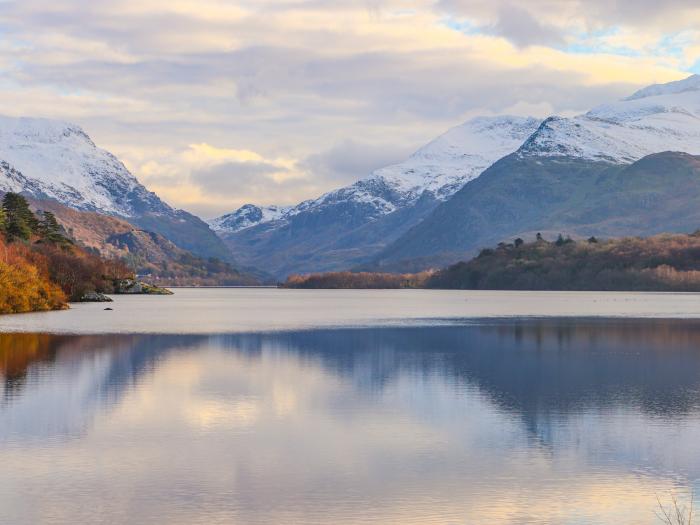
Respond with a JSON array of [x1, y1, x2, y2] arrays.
[[5, 76, 700, 290]]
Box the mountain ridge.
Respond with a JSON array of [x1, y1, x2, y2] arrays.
[[371, 151, 700, 270], [213, 75, 700, 278], [213, 115, 541, 277], [0, 115, 233, 262]]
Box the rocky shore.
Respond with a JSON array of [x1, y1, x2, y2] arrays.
[[78, 280, 173, 302]]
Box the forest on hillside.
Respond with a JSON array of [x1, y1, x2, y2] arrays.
[[428, 233, 700, 291], [284, 232, 700, 292], [0, 193, 133, 314]]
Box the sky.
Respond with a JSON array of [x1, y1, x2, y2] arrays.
[[0, 0, 699, 218]]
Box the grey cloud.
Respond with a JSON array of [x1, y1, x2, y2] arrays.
[[190, 161, 287, 196], [16, 42, 630, 124], [437, 0, 700, 30], [0, 0, 670, 217], [301, 140, 415, 185], [488, 5, 566, 48]]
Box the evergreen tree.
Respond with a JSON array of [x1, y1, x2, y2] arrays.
[[38, 211, 69, 245], [2, 192, 39, 242]]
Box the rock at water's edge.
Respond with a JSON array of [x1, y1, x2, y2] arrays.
[[79, 291, 114, 302], [114, 279, 173, 295]]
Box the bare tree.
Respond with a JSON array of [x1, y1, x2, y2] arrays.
[[656, 492, 694, 525]]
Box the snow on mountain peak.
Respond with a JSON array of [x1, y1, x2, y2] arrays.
[[302, 115, 540, 216], [212, 115, 541, 234], [625, 74, 700, 101], [0, 114, 167, 217], [209, 204, 291, 233], [518, 75, 700, 163], [309, 115, 540, 211], [0, 115, 94, 146], [371, 115, 541, 197]]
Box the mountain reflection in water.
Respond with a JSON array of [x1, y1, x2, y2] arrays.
[[2, 319, 700, 524]]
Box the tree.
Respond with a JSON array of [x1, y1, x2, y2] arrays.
[[2, 193, 38, 242], [536, 232, 543, 242], [587, 236, 598, 243], [555, 234, 574, 246], [514, 238, 524, 248], [37, 211, 70, 245]]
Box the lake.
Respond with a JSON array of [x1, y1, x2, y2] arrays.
[[1, 289, 700, 524]]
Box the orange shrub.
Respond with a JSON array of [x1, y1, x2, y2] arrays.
[[0, 240, 67, 313]]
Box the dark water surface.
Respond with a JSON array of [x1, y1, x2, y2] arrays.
[[2, 317, 700, 524]]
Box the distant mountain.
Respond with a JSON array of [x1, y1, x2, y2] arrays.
[[372, 75, 700, 269], [209, 204, 291, 233], [372, 152, 700, 270], [31, 199, 257, 285], [0, 115, 231, 261], [213, 116, 541, 277], [518, 75, 700, 163]]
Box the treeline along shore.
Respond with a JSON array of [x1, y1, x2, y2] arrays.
[[283, 231, 700, 291], [0, 192, 169, 314]]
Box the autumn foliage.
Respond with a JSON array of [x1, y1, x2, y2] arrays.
[[0, 239, 67, 313], [283, 271, 433, 289], [0, 192, 134, 314], [428, 232, 700, 291], [283, 231, 700, 292]]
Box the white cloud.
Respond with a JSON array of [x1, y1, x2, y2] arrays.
[[0, 0, 696, 217]]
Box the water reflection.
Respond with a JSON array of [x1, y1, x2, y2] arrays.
[[2, 320, 700, 524]]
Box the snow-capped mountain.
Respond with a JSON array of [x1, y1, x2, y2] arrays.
[[371, 115, 542, 199], [0, 115, 233, 262], [519, 74, 700, 163], [209, 204, 291, 233], [212, 116, 541, 235], [374, 74, 700, 270], [213, 116, 541, 276], [0, 115, 169, 216]]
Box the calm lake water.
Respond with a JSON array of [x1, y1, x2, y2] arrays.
[[2, 289, 700, 524]]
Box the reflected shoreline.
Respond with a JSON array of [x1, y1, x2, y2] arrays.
[[3, 318, 700, 524], [5, 317, 700, 417]]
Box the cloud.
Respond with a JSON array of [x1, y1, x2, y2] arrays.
[[0, 0, 696, 217], [487, 5, 566, 48], [183, 144, 267, 166], [301, 139, 416, 185], [437, 0, 700, 29], [191, 161, 288, 196], [438, 0, 700, 53]]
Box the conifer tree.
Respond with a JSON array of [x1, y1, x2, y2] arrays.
[[38, 211, 69, 245], [2, 192, 38, 242]]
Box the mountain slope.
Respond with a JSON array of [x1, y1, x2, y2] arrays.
[[29, 198, 256, 285], [214, 116, 541, 277], [373, 151, 700, 269], [519, 74, 700, 163], [209, 204, 291, 234], [0, 115, 231, 261], [375, 75, 700, 269], [427, 232, 700, 292]]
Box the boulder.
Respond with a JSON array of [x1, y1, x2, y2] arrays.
[[79, 291, 113, 302]]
